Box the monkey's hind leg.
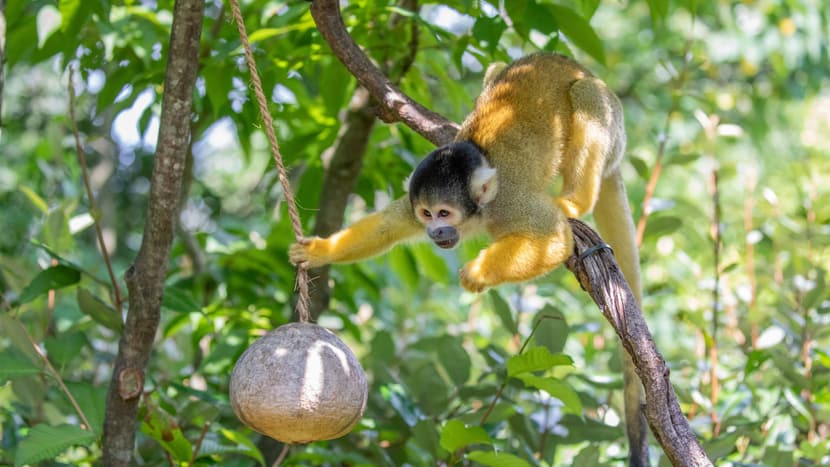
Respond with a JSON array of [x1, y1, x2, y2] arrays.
[[460, 197, 573, 292], [556, 77, 625, 219]]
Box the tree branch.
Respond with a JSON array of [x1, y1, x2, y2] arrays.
[[309, 0, 458, 146], [101, 0, 204, 464], [565, 219, 712, 467]]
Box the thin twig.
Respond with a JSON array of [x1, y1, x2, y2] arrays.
[[188, 421, 211, 465], [272, 443, 290, 467], [21, 323, 94, 434], [479, 315, 561, 426], [67, 65, 124, 312], [706, 160, 721, 436], [635, 43, 693, 247]]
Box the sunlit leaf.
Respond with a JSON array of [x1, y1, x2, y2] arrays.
[[219, 429, 266, 466], [549, 5, 605, 64], [468, 450, 531, 467], [514, 374, 582, 414], [506, 346, 572, 377], [15, 424, 97, 466], [439, 420, 492, 452]]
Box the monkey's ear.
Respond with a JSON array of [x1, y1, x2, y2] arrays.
[[470, 164, 498, 206]]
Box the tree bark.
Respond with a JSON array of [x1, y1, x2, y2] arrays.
[[565, 219, 712, 467], [310, 0, 458, 146], [101, 0, 204, 465]]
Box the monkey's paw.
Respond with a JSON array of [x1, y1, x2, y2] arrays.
[[555, 197, 582, 219], [459, 261, 491, 293], [288, 237, 328, 268]]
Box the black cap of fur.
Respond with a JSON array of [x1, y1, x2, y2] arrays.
[[408, 141, 485, 217]]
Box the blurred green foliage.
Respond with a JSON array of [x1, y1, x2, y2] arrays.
[[1, 0, 829, 465]]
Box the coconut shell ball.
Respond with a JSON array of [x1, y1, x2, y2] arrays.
[[229, 322, 368, 443]]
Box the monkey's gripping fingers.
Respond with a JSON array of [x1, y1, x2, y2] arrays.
[[288, 237, 330, 269]]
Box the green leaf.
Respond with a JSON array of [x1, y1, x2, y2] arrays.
[[514, 374, 583, 414], [488, 290, 518, 334], [162, 285, 202, 314], [629, 156, 650, 181], [219, 429, 266, 466], [59, 0, 86, 37], [19, 264, 81, 304], [0, 350, 43, 379], [439, 420, 493, 452], [645, 0, 670, 22], [666, 153, 701, 166], [472, 16, 507, 53], [0, 315, 41, 365], [506, 346, 572, 377], [412, 419, 441, 457], [644, 216, 683, 238], [438, 337, 471, 386], [44, 332, 87, 368], [77, 288, 122, 331], [64, 382, 107, 435], [549, 5, 605, 65], [14, 424, 97, 466], [532, 306, 569, 354], [18, 185, 49, 214], [141, 405, 193, 462], [467, 450, 531, 467], [246, 21, 316, 44]]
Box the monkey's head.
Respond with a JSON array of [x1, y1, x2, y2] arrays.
[[407, 142, 498, 249]]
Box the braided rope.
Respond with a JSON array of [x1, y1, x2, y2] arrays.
[[228, 0, 310, 322]]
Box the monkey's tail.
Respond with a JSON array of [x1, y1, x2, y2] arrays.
[[593, 172, 650, 467]]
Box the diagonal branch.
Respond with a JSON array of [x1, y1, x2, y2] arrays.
[[565, 219, 712, 467], [309, 0, 459, 146]]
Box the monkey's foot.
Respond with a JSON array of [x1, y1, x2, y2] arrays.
[[459, 260, 491, 293], [555, 197, 582, 219]]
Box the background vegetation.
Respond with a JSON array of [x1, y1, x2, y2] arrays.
[[1, 0, 828, 465]]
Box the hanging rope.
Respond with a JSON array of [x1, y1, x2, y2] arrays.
[[228, 0, 310, 323]]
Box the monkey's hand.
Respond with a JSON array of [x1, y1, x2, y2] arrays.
[[288, 237, 331, 269]]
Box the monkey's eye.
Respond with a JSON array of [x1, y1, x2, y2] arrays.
[[437, 209, 450, 218], [422, 209, 432, 218]]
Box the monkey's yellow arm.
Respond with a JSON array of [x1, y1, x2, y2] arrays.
[[288, 196, 423, 268]]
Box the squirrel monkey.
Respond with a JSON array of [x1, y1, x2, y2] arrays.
[[289, 53, 648, 466]]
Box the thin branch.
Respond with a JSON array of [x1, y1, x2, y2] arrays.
[[67, 65, 124, 312], [21, 322, 94, 434], [309, 0, 459, 146], [706, 156, 721, 436], [478, 315, 560, 427], [565, 219, 711, 467], [635, 45, 693, 247], [101, 0, 204, 464], [188, 421, 211, 465]]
